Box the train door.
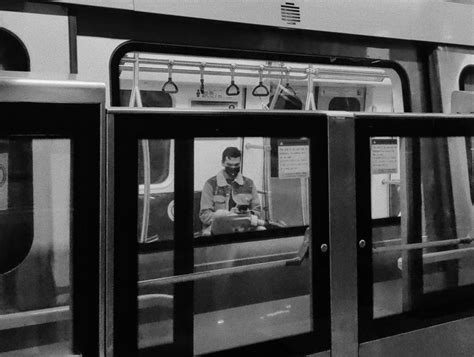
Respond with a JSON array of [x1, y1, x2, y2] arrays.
[[0, 76, 104, 356], [109, 110, 330, 356], [354, 113, 474, 356]]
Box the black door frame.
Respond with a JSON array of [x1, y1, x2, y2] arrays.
[[110, 110, 330, 356]]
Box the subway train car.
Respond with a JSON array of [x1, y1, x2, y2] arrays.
[[0, 1, 473, 356]]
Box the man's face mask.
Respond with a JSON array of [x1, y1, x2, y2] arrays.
[[225, 166, 240, 179], [223, 157, 241, 180]]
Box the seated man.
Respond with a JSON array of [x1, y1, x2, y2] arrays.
[[199, 147, 264, 235]]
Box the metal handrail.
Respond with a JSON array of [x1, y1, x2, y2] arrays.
[[0, 294, 175, 330], [120, 65, 308, 81], [139, 257, 296, 287], [397, 247, 474, 268], [120, 56, 388, 80], [119, 63, 388, 83], [372, 236, 474, 253], [193, 250, 298, 269], [0, 306, 70, 331], [139, 228, 311, 287]]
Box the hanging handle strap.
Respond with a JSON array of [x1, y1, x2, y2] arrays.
[[162, 61, 179, 93], [225, 64, 240, 96], [252, 65, 269, 97]]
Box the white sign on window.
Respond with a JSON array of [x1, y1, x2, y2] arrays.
[[278, 140, 310, 179], [371, 138, 398, 174], [0, 153, 8, 211]]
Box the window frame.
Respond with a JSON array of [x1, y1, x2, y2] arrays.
[[355, 113, 474, 342], [110, 109, 330, 356], [109, 41, 411, 113]]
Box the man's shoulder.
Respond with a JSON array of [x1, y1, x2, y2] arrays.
[[242, 176, 255, 186], [204, 175, 218, 186]]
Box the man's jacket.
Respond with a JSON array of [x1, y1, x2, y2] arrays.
[[199, 170, 261, 229]]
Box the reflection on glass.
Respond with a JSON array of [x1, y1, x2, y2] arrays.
[[0, 139, 72, 355], [371, 137, 474, 318], [193, 137, 312, 353], [137, 139, 174, 348]]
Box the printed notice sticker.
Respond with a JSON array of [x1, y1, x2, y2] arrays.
[[371, 138, 398, 174], [0, 153, 8, 211], [278, 139, 310, 179]]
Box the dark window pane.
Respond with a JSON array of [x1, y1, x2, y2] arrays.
[[0, 139, 72, 355], [137, 139, 175, 348], [371, 136, 474, 319]]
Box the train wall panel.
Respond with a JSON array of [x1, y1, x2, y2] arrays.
[[51, 0, 474, 46], [431, 46, 474, 113], [134, 0, 474, 47], [0, 10, 69, 74], [76, 36, 126, 105]]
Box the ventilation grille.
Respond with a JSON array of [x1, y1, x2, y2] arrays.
[[281, 2, 301, 25]]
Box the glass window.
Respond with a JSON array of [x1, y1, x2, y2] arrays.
[[138, 140, 172, 187], [136, 136, 312, 352], [460, 65, 474, 92], [0, 139, 72, 355], [114, 50, 403, 113], [137, 139, 175, 348], [371, 136, 474, 319], [194, 137, 310, 236], [0, 29, 30, 71], [370, 137, 401, 219], [192, 137, 311, 353], [112, 110, 329, 355]]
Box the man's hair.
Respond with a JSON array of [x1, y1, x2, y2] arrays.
[[222, 147, 241, 162]]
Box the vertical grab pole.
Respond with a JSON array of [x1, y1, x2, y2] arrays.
[[301, 66, 315, 224], [263, 139, 272, 221], [131, 52, 143, 107], [304, 66, 317, 111], [139, 140, 151, 243], [130, 52, 151, 244], [268, 80, 283, 110]]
